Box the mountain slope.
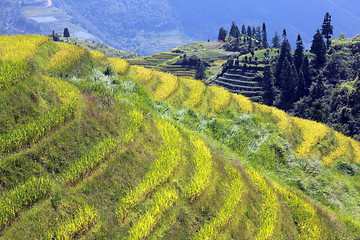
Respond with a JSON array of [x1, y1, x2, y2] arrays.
[[0, 35, 359, 239], [5, 0, 360, 54]]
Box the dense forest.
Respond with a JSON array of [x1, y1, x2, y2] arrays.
[[217, 13, 360, 140]]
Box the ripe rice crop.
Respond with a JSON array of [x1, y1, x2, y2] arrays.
[[128, 187, 178, 240], [117, 119, 182, 221], [130, 65, 154, 83], [0, 76, 79, 154], [322, 132, 349, 165], [0, 104, 77, 154], [46, 42, 85, 74], [193, 167, 244, 240], [275, 186, 321, 239], [269, 107, 292, 130], [50, 205, 97, 240], [153, 71, 179, 100], [109, 58, 130, 75], [124, 110, 144, 143], [41, 75, 80, 106], [0, 35, 48, 62], [0, 35, 48, 89], [89, 50, 106, 60], [183, 135, 212, 201], [232, 93, 254, 113], [180, 77, 206, 107], [247, 169, 278, 240], [349, 138, 360, 163], [63, 137, 118, 184], [292, 117, 330, 156], [209, 85, 231, 113], [0, 177, 52, 230]]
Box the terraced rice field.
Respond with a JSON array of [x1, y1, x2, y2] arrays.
[[212, 67, 264, 101], [1, 36, 358, 239]]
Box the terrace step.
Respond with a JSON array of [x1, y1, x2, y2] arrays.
[[214, 80, 262, 91], [217, 77, 258, 86]]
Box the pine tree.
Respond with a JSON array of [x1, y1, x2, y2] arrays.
[[272, 32, 281, 48], [294, 34, 304, 72], [301, 55, 312, 92], [262, 22, 268, 48], [241, 24, 246, 35], [229, 21, 240, 38], [275, 38, 292, 86], [248, 37, 253, 52], [282, 29, 287, 39], [252, 26, 256, 37], [310, 29, 327, 68], [195, 61, 206, 80], [262, 66, 275, 105], [218, 27, 227, 42], [321, 12, 334, 48], [247, 25, 252, 37], [296, 70, 306, 100], [255, 26, 262, 42], [63, 28, 70, 38], [279, 59, 298, 109]]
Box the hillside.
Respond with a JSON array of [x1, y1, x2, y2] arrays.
[[0, 35, 360, 239], [55, 36, 140, 59], [3, 0, 360, 54]]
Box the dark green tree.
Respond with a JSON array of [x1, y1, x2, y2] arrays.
[[310, 29, 327, 68], [321, 12, 334, 48], [252, 26, 256, 36], [255, 26, 262, 43], [296, 70, 306, 100], [279, 58, 298, 109], [229, 21, 240, 38], [218, 27, 227, 42], [294, 34, 304, 72], [282, 29, 287, 39], [301, 55, 312, 91], [262, 66, 275, 105], [241, 24, 246, 35], [247, 25, 252, 36], [275, 38, 292, 86], [262, 22, 268, 48], [195, 60, 206, 80], [248, 37, 253, 51], [63, 28, 70, 38], [272, 32, 281, 48]]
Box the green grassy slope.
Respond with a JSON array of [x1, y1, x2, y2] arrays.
[[0, 35, 359, 239], [57, 36, 140, 59]]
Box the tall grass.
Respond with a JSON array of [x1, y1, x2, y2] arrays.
[[117, 119, 182, 221]]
